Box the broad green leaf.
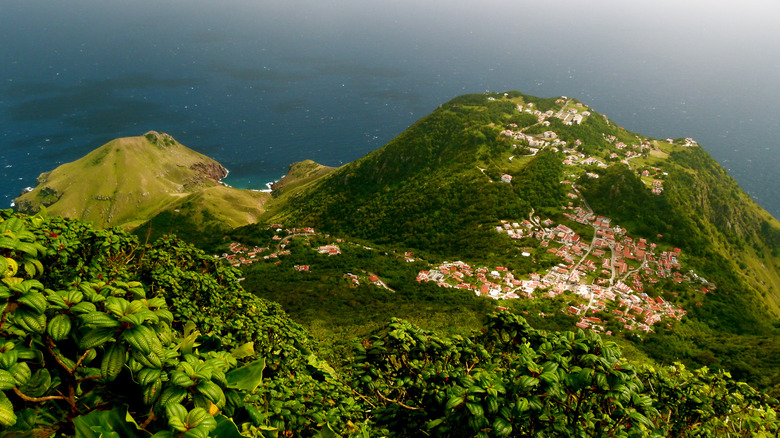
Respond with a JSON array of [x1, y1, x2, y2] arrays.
[[628, 411, 654, 428], [445, 396, 465, 410], [493, 417, 513, 437], [81, 312, 120, 328], [18, 368, 52, 398], [0, 392, 17, 427], [426, 418, 445, 429], [212, 415, 243, 438], [166, 404, 188, 432], [466, 402, 484, 417], [80, 328, 116, 350], [73, 406, 143, 438], [306, 353, 338, 380], [230, 342, 255, 359], [226, 358, 265, 392], [184, 408, 212, 429], [10, 361, 31, 385], [316, 422, 338, 438], [0, 370, 15, 390], [0, 349, 18, 370]]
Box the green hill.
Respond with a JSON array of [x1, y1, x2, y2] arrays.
[[249, 91, 780, 390], [13, 131, 270, 234]]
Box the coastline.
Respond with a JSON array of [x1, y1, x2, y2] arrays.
[[219, 171, 285, 194]]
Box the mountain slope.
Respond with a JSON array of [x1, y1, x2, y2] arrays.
[[252, 91, 780, 389], [263, 92, 780, 317], [264, 93, 546, 258], [14, 131, 270, 230]]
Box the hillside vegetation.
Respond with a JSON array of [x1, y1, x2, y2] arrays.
[[1, 209, 777, 436], [14, 132, 270, 232], [250, 91, 780, 392]]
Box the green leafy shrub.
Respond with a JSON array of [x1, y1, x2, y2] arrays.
[[0, 210, 364, 436]]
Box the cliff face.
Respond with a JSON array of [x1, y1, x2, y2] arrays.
[[190, 161, 228, 182]]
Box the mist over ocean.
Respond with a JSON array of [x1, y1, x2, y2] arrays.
[[2, 0, 779, 218]]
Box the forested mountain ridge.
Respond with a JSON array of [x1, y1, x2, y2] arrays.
[[251, 91, 780, 391], [264, 92, 780, 317]]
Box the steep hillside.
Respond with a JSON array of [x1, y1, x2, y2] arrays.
[[133, 185, 271, 247], [14, 131, 270, 230], [265, 93, 549, 258], [253, 91, 780, 389], [264, 92, 780, 314]]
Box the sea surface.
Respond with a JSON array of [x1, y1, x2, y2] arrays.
[[2, 0, 779, 218]]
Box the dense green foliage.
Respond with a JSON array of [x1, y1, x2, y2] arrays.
[[578, 150, 780, 392], [5, 90, 780, 436], [273, 98, 535, 259], [511, 150, 566, 208], [578, 166, 694, 245], [350, 313, 778, 437], [1, 209, 779, 436], [0, 210, 363, 436], [267, 96, 581, 261], [230, 237, 496, 357]]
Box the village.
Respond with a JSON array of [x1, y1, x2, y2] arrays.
[[418, 96, 711, 334], [415, 195, 712, 335], [496, 95, 700, 196]]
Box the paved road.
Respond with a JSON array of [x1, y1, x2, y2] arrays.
[[554, 100, 572, 119], [368, 272, 396, 292], [275, 233, 307, 252]]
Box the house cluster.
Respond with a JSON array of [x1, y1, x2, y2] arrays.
[[554, 101, 591, 125], [217, 242, 268, 267], [500, 127, 567, 150], [217, 224, 330, 268], [416, 261, 529, 300], [569, 287, 687, 334], [517, 102, 557, 125], [418, 188, 706, 335], [495, 220, 527, 240], [562, 152, 607, 168], [602, 135, 652, 163], [318, 245, 341, 255], [665, 137, 699, 147], [528, 210, 695, 333]]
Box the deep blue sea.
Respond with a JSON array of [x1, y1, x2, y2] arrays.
[[2, 0, 779, 218]]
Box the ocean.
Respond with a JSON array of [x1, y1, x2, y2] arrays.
[[2, 0, 779, 218]]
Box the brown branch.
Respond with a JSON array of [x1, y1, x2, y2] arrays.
[[76, 375, 102, 384], [45, 338, 75, 374], [140, 409, 157, 429], [72, 349, 93, 372], [374, 390, 424, 411], [1, 303, 21, 330], [605, 415, 627, 437], [343, 384, 377, 409], [68, 380, 77, 416], [13, 387, 67, 403]]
